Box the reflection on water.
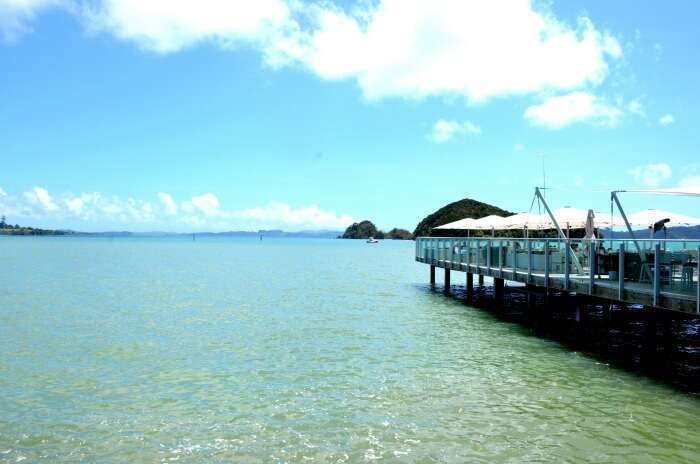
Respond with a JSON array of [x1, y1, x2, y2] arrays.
[[1, 237, 699, 463]]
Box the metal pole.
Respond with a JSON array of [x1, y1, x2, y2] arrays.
[[697, 245, 699, 315], [467, 237, 472, 272], [611, 191, 642, 256], [653, 243, 660, 307], [499, 239, 503, 275], [535, 187, 583, 274], [476, 240, 480, 271], [618, 243, 625, 300], [487, 239, 492, 273], [544, 240, 549, 288], [589, 239, 595, 293], [564, 239, 570, 291], [527, 239, 532, 283]]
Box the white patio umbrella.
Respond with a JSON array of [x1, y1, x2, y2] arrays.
[[470, 215, 508, 230], [433, 218, 481, 230], [626, 209, 700, 227], [503, 213, 554, 230]]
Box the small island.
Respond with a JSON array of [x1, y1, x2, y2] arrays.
[[339, 220, 413, 240]]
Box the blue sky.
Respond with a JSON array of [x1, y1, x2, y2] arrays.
[[1, 0, 698, 232]]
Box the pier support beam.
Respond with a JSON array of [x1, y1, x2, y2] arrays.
[[429, 265, 435, 285], [478, 274, 484, 287], [494, 278, 504, 299], [466, 272, 474, 299], [444, 268, 451, 293]]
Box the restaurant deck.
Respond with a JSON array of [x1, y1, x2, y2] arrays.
[[416, 237, 700, 315]]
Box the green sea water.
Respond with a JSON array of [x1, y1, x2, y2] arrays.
[[1, 236, 699, 463]]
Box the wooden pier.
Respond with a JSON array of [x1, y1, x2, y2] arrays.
[[417, 237, 700, 315]]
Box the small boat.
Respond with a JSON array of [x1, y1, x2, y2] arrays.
[[366, 237, 379, 243]]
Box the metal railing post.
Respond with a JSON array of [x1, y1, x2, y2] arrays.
[[697, 245, 699, 315], [618, 243, 625, 300], [499, 240, 503, 275], [564, 239, 570, 291], [544, 241, 549, 287], [527, 239, 532, 283], [589, 240, 595, 293], [487, 239, 491, 273], [653, 243, 660, 307], [476, 240, 480, 271]]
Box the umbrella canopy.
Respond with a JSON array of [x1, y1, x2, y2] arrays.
[[626, 209, 700, 227], [433, 217, 481, 230], [469, 215, 508, 230], [503, 212, 554, 230]]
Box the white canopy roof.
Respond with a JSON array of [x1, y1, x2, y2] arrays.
[[433, 217, 482, 230], [433, 208, 625, 231], [626, 209, 700, 227], [431, 207, 699, 232]]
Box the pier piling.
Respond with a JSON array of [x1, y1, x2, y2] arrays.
[[494, 278, 504, 299], [430, 265, 435, 285], [444, 268, 451, 293]]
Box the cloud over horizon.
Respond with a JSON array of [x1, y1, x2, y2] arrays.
[[0, 186, 356, 231]]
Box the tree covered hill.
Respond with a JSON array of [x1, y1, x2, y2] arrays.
[[413, 198, 512, 237], [340, 221, 413, 240]]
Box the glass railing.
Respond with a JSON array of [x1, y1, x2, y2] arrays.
[[416, 237, 700, 303]]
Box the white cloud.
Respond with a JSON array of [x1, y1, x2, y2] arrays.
[[64, 196, 84, 212], [3, 1, 622, 104], [430, 119, 481, 143], [0, 186, 356, 231], [626, 99, 644, 116], [232, 201, 354, 230], [515, 143, 525, 151], [659, 114, 674, 126], [628, 163, 672, 187], [675, 175, 700, 194], [0, 186, 6, 196], [82, 0, 294, 53], [523, 91, 622, 129], [158, 192, 177, 215], [186, 193, 220, 216], [0, 0, 66, 41], [23, 186, 58, 211], [286, 0, 622, 102]]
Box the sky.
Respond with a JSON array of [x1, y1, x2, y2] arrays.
[[1, 0, 699, 232]]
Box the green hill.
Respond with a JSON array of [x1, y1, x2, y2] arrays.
[[413, 198, 512, 237], [340, 220, 379, 239], [340, 222, 414, 240]]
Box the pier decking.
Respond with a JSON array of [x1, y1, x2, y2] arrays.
[[416, 237, 700, 315]]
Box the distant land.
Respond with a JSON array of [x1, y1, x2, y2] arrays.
[[0, 220, 341, 239], [339, 221, 413, 240]]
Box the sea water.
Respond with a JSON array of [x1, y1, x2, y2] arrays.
[[1, 237, 699, 462]]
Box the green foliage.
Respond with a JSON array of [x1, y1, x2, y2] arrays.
[[0, 217, 72, 235], [340, 222, 414, 240], [413, 198, 512, 237], [385, 228, 413, 240], [340, 220, 379, 239]]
